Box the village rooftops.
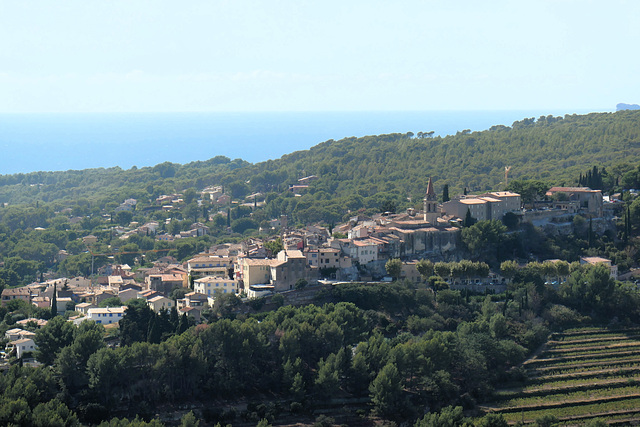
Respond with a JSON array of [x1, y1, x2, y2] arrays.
[[488, 191, 520, 197], [149, 273, 184, 281], [10, 337, 35, 345], [242, 258, 286, 267], [87, 306, 127, 315], [478, 196, 503, 203], [351, 239, 380, 247], [459, 198, 489, 205], [581, 256, 612, 265], [281, 249, 305, 258], [2, 287, 32, 297], [546, 186, 599, 195], [16, 318, 48, 327], [195, 276, 236, 284]]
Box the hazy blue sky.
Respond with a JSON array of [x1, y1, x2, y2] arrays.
[[1, 0, 638, 113]]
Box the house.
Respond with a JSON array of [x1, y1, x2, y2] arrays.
[[82, 235, 98, 245], [580, 256, 618, 279], [115, 198, 137, 212], [108, 275, 124, 289], [193, 276, 239, 297], [247, 284, 275, 299], [442, 191, 522, 222], [215, 194, 231, 205], [31, 296, 51, 309], [147, 295, 174, 313], [202, 186, 223, 201], [54, 297, 74, 315], [177, 292, 208, 311], [68, 276, 91, 287], [91, 289, 117, 306], [75, 302, 97, 316], [7, 338, 37, 359], [546, 187, 603, 217], [239, 258, 278, 287], [121, 282, 143, 292], [16, 318, 48, 328], [189, 222, 210, 237], [5, 328, 35, 341], [117, 288, 139, 303], [400, 261, 422, 283], [269, 250, 308, 291], [350, 239, 379, 264], [147, 274, 186, 296], [139, 289, 162, 301], [187, 255, 234, 280], [86, 306, 127, 325], [1, 287, 32, 306]]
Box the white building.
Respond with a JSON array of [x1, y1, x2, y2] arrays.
[[87, 306, 127, 325], [193, 276, 239, 297], [147, 295, 174, 313], [7, 338, 37, 359]]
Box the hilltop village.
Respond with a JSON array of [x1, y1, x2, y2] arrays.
[[1, 176, 621, 351], [3, 113, 640, 425]]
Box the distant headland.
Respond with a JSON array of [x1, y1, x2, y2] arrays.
[[617, 103, 640, 111]]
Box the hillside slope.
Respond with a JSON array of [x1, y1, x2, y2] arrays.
[[1, 110, 640, 224]]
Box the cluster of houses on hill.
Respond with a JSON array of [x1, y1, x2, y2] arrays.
[[2, 179, 622, 359]]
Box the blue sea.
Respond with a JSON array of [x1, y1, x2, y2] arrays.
[[0, 110, 602, 175]]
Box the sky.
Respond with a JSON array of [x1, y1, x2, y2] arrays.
[[0, 0, 638, 113]]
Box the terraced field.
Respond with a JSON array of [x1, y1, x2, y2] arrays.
[[480, 327, 640, 425]]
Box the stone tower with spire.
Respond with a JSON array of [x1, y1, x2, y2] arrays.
[[423, 177, 439, 224]]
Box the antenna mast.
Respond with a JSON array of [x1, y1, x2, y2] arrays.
[[505, 166, 512, 188]]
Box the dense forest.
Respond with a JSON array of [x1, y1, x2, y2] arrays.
[[1, 261, 636, 426]]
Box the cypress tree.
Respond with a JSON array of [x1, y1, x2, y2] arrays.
[[169, 306, 179, 329], [442, 184, 450, 202], [627, 205, 632, 240], [177, 313, 189, 334], [463, 209, 475, 227], [147, 315, 161, 344], [50, 283, 58, 318]]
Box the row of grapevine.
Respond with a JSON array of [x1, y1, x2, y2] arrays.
[[480, 327, 640, 425]]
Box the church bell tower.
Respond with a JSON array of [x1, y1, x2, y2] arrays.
[[423, 177, 439, 224]]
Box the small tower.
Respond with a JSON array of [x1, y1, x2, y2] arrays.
[[423, 177, 439, 224]]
